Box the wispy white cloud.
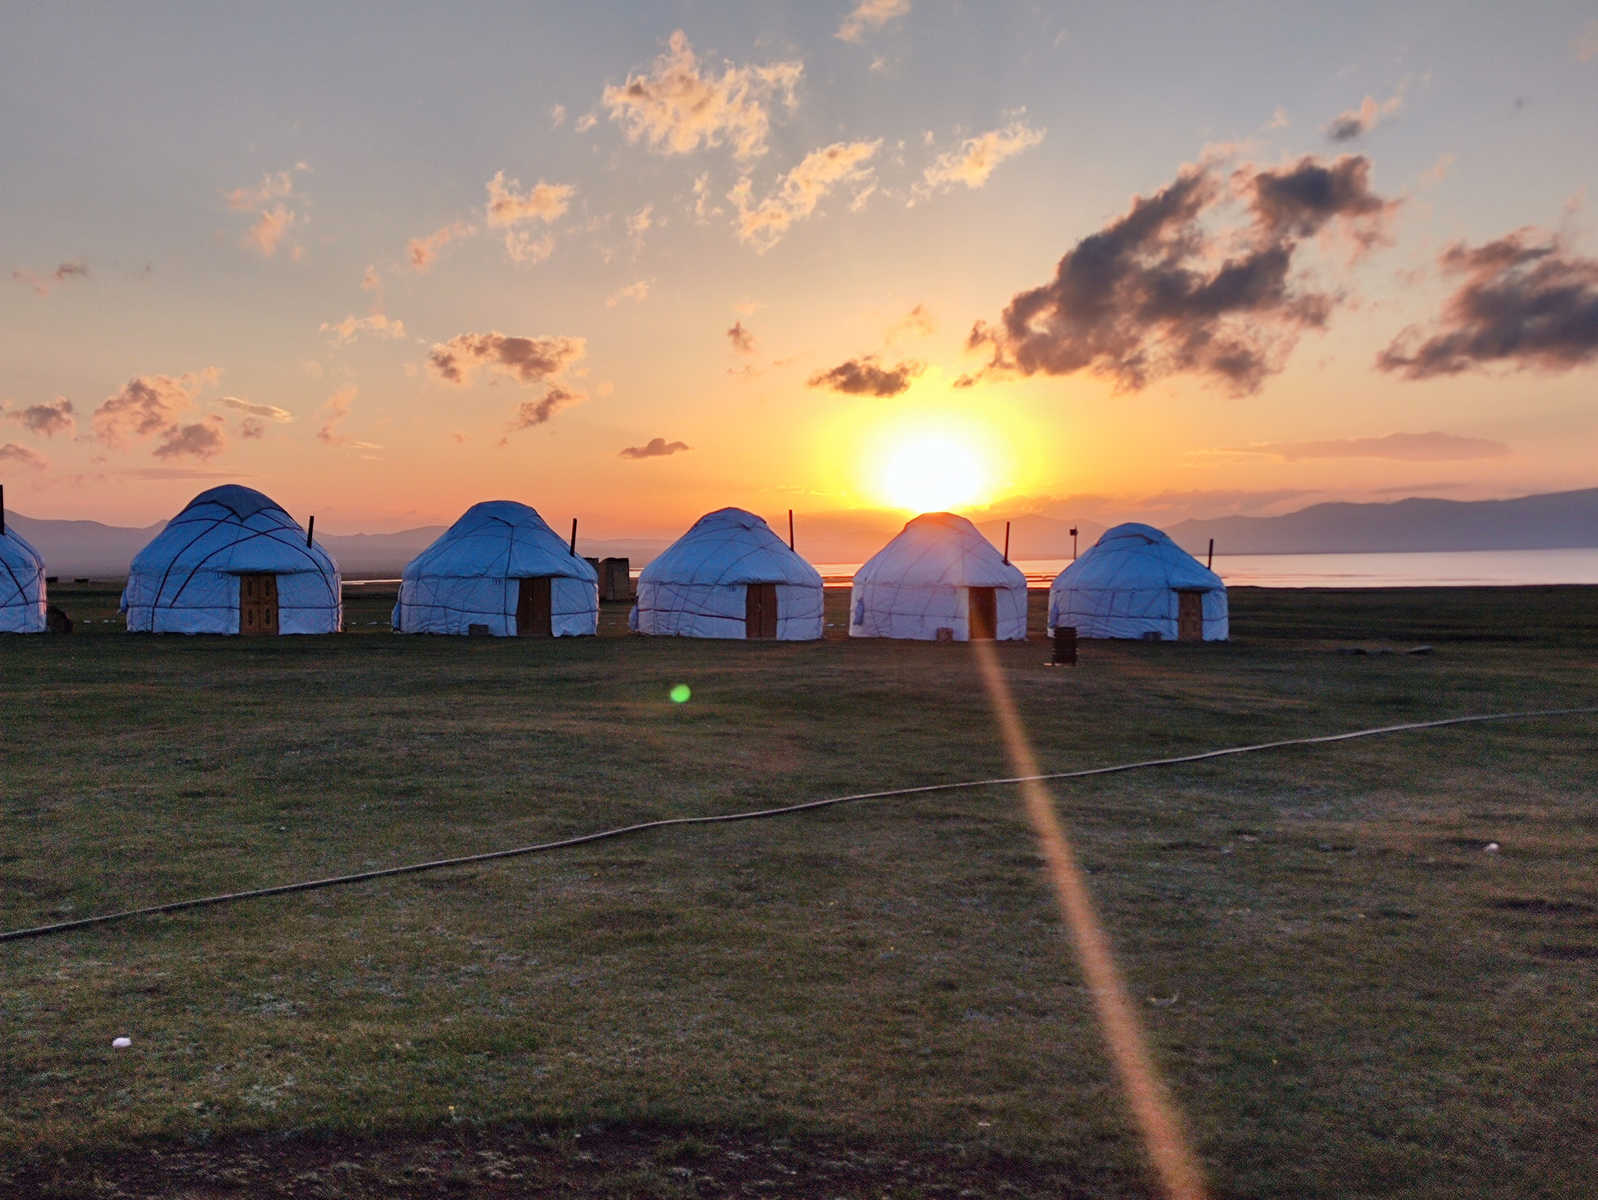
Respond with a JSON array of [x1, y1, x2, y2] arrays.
[[836, 0, 910, 43], [504, 230, 555, 266], [1224, 431, 1510, 461], [605, 280, 651, 307], [225, 163, 310, 257], [729, 139, 881, 249], [1576, 18, 1598, 62], [407, 220, 476, 271], [485, 171, 575, 227], [918, 120, 1044, 196], [603, 30, 802, 160], [320, 312, 408, 345], [218, 396, 293, 423]]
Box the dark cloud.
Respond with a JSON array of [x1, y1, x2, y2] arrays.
[[1231, 431, 1510, 461], [510, 385, 584, 430], [92, 369, 220, 445], [0, 442, 48, 470], [1323, 91, 1403, 142], [153, 417, 226, 461], [967, 157, 1395, 394], [1250, 156, 1396, 244], [428, 331, 586, 386], [11, 260, 89, 296], [807, 355, 922, 396], [1377, 231, 1598, 378], [727, 320, 756, 353], [7, 396, 75, 437], [620, 436, 691, 459]]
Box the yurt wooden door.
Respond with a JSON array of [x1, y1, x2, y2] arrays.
[[1177, 590, 1204, 641], [968, 587, 998, 640], [516, 577, 552, 637], [239, 573, 278, 636], [745, 582, 778, 639]]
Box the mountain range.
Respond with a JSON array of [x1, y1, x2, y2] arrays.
[[6, 487, 1596, 578]]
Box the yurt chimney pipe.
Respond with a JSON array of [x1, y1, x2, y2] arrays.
[[1070, 527, 1078, 560], [1, 483, 5, 536], [306, 515, 314, 549], [569, 518, 578, 556], [1207, 538, 1214, 570], [1003, 521, 1011, 564], [788, 509, 795, 551]]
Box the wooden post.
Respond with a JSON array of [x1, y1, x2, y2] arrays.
[[1207, 538, 1214, 570], [569, 517, 578, 556], [788, 508, 795, 551], [306, 515, 314, 548], [1003, 520, 1011, 564]]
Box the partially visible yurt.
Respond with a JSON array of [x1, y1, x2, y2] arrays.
[[0, 490, 47, 634], [629, 508, 822, 640], [121, 485, 341, 634], [1047, 522, 1227, 641], [393, 501, 597, 637], [849, 512, 1027, 641]]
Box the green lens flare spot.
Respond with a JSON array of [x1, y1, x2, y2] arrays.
[[669, 683, 692, 704]]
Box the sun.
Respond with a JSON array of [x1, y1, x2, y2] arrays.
[[874, 427, 992, 513]]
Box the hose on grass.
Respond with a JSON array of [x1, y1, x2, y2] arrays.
[[4, 704, 1594, 945]]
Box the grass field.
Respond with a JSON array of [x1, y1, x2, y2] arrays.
[[2, 585, 1596, 1198]]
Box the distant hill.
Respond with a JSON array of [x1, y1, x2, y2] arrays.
[[10, 487, 1597, 577], [5, 513, 164, 578], [1166, 488, 1598, 556]]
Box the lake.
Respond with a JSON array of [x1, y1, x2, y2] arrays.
[[812, 547, 1598, 588]]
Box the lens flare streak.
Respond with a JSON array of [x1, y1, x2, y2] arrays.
[[971, 639, 1208, 1200]]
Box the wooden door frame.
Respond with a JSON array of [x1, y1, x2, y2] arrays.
[[1176, 589, 1205, 642], [745, 582, 779, 639], [968, 586, 998, 640], [516, 576, 553, 638]]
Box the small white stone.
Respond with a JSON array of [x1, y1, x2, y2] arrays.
[[1484, 842, 1500, 853], [112, 1037, 132, 1048]]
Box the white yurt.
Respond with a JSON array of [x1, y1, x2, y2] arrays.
[[393, 500, 597, 637], [121, 485, 341, 634], [849, 512, 1027, 641], [629, 507, 823, 640], [0, 518, 47, 634], [1047, 522, 1228, 641]]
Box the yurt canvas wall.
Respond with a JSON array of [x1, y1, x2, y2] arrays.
[[121, 485, 341, 634], [0, 519, 47, 634], [849, 512, 1027, 641], [394, 501, 597, 637], [1047, 522, 1228, 641], [629, 508, 823, 640]]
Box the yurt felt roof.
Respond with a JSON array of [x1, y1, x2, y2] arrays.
[[403, 500, 595, 581], [640, 508, 822, 587], [1057, 522, 1222, 591], [854, 512, 1024, 588], [130, 485, 337, 584]]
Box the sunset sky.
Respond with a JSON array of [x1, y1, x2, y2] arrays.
[[3, 2, 1596, 537]]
